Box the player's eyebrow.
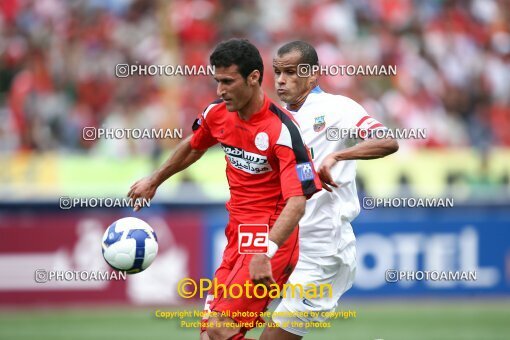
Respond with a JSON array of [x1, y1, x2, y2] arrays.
[[213, 75, 236, 82], [272, 61, 297, 69]]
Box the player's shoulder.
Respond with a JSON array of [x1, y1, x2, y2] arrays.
[[310, 89, 365, 113], [264, 98, 304, 149], [201, 98, 225, 119], [266, 97, 293, 121], [266, 97, 302, 132]]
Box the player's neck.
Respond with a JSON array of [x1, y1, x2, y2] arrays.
[[287, 88, 313, 111], [238, 89, 265, 121], [287, 98, 306, 111]]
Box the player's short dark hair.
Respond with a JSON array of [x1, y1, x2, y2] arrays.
[[210, 38, 264, 85], [277, 40, 319, 66]]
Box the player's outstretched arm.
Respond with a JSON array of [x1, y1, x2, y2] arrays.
[[249, 195, 306, 287], [319, 137, 399, 187], [127, 135, 207, 211]]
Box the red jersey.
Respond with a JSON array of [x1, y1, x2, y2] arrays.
[[190, 94, 321, 220]]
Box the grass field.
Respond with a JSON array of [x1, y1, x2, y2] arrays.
[[1, 300, 509, 340]]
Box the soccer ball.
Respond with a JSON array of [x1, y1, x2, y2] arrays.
[[102, 217, 158, 274]]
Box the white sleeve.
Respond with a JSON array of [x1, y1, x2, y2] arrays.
[[338, 97, 387, 139]]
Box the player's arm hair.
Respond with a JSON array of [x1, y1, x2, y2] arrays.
[[268, 195, 306, 246], [331, 136, 399, 161], [152, 135, 207, 186]]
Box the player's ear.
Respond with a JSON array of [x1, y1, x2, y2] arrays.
[[309, 66, 318, 86], [248, 70, 260, 86]]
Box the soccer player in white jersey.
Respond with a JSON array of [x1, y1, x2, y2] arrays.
[[261, 41, 399, 339]]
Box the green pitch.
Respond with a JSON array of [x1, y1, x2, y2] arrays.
[[1, 301, 509, 340]]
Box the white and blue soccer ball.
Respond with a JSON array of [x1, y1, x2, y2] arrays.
[[102, 217, 158, 274]]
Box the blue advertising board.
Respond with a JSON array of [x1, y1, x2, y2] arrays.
[[2, 202, 508, 299], [204, 204, 510, 296]]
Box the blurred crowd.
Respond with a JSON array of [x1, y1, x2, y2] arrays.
[[0, 0, 509, 155]]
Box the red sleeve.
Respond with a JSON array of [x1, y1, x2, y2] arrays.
[[274, 144, 321, 200], [190, 103, 219, 150]]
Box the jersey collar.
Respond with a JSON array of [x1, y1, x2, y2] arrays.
[[311, 85, 323, 94], [237, 93, 270, 124]]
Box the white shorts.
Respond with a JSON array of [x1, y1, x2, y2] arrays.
[[272, 241, 356, 337]]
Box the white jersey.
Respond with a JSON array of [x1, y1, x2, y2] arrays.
[[288, 86, 386, 256]]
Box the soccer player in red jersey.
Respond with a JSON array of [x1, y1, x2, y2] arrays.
[[127, 39, 321, 340]]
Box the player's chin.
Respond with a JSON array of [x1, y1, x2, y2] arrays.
[[279, 94, 297, 105], [224, 101, 236, 112], [276, 93, 289, 102]]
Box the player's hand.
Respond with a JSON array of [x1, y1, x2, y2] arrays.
[[127, 176, 158, 212], [318, 155, 339, 189], [320, 179, 333, 192], [249, 254, 276, 288]]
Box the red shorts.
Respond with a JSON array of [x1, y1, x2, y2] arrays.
[[201, 215, 299, 331]]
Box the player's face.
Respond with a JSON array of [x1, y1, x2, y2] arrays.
[[273, 50, 317, 107], [214, 65, 257, 112]]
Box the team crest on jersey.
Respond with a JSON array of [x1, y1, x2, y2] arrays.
[[313, 115, 326, 132], [255, 132, 269, 151]]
